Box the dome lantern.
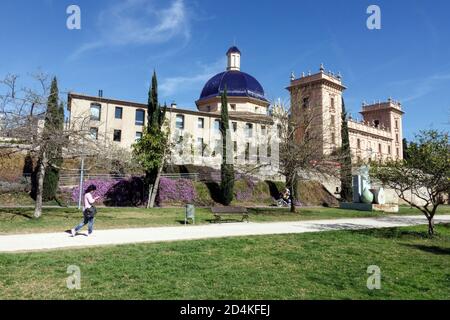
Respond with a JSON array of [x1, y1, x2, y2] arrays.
[[227, 46, 241, 71]]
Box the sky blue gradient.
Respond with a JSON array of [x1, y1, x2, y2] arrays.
[[0, 0, 449, 140]]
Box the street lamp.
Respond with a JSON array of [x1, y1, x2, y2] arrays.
[[76, 119, 92, 210]]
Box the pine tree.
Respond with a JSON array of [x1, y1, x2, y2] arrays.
[[340, 97, 353, 202], [42, 78, 64, 201], [220, 87, 234, 205]]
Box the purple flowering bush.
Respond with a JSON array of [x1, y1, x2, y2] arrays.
[[156, 177, 197, 205], [105, 177, 145, 206], [71, 179, 117, 204], [71, 177, 146, 206]]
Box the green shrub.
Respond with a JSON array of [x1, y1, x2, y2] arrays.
[[42, 167, 60, 201], [193, 182, 215, 206]]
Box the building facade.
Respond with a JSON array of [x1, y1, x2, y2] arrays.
[[67, 47, 404, 171], [288, 65, 404, 162], [68, 47, 278, 172]]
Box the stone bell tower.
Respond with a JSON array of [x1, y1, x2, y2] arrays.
[[359, 98, 405, 159], [286, 64, 347, 156]]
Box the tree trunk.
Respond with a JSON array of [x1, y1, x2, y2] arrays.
[[149, 165, 163, 208], [427, 216, 435, 236], [33, 152, 46, 219], [146, 184, 153, 209], [289, 174, 296, 213]]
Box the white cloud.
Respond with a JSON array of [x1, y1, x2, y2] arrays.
[[160, 57, 226, 98], [391, 72, 450, 103], [70, 0, 190, 60]]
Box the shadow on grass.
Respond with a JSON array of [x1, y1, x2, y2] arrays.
[[402, 244, 450, 255], [350, 227, 431, 240], [0, 209, 33, 220]]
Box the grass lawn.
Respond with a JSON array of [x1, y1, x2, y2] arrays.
[[1, 205, 449, 235], [0, 223, 449, 299]]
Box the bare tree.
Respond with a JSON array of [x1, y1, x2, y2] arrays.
[[0, 73, 94, 218], [273, 99, 341, 212]]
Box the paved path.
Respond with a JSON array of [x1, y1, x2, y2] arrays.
[[1, 215, 449, 253]]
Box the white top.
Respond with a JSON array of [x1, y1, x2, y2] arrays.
[[84, 192, 95, 210]]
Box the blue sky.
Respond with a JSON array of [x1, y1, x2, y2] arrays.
[[0, 0, 449, 140]]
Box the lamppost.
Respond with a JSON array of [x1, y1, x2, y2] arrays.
[[77, 151, 85, 210], [76, 119, 91, 210]]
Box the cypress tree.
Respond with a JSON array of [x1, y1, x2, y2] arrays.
[[220, 87, 234, 205], [42, 78, 63, 201], [147, 70, 166, 131], [142, 71, 167, 207], [402, 138, 409, 160], [340, 97, 353, 202]]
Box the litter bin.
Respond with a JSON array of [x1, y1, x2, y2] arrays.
[[185, 204, 195, 225]]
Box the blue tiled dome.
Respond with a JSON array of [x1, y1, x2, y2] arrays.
[[226, 46, 241, 55], [198, 70, 268, 102]]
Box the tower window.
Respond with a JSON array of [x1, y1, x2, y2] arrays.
[[388, 145, 391, 155], [395, 120, 399, 129], [302, 97, 310, 108], [379, 143, 382, 153], [331, 133, 336, 145], [330, 115, 335, 127], [374, 120, 380, 128], [330, 97, 335, 112], [357, 139, 361, 149], [232, 122, 237, 132]]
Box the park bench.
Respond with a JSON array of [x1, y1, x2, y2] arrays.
[[211, 206, 249, 223]]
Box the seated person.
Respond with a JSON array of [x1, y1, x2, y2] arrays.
[[281, 188, 291, 203]]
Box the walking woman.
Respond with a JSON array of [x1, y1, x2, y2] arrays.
[[71, 185, 99, 237]]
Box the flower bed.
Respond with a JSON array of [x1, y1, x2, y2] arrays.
[[156, 177, 197, 206]]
